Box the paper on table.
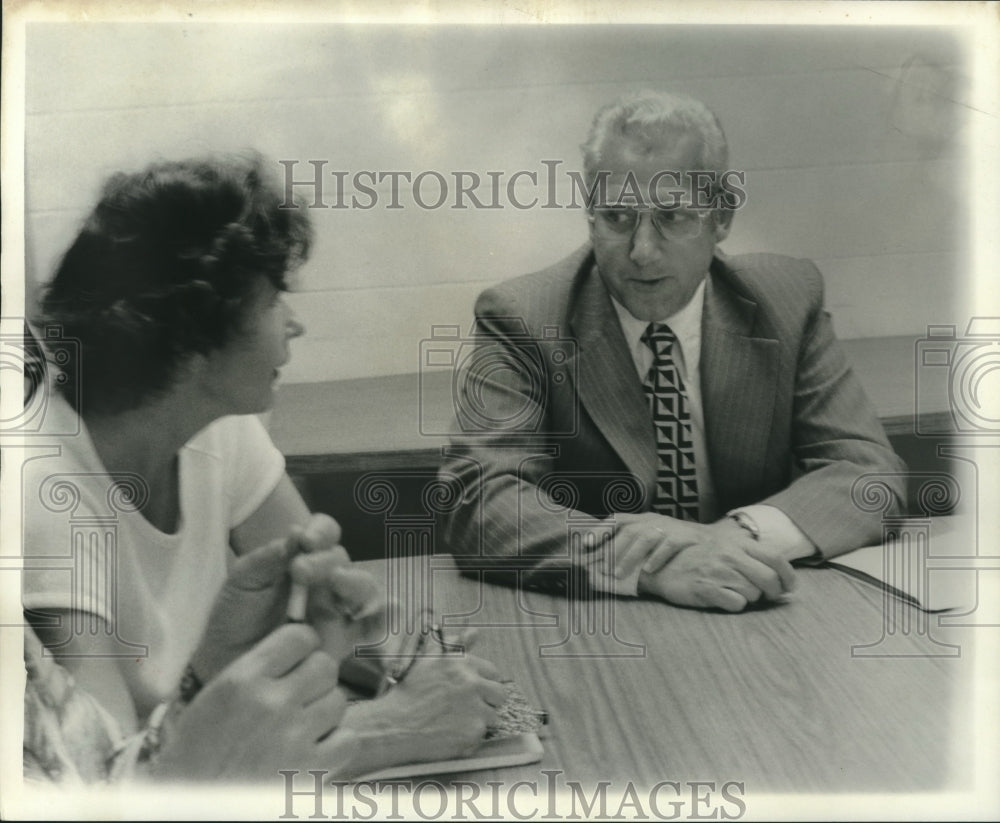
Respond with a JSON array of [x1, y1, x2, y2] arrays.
[[354, 732, 544, 782], [349, 680, 547, 782], [825, 516, 980, 613]]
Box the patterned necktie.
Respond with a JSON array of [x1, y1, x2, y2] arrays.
[[640, 322, 699, 520]]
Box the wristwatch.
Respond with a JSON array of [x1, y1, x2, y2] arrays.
[[177, 663, 204, 706], [727, 510, 760, 541]]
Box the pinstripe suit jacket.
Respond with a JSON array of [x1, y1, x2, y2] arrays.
[[440, 245, 906, 585]]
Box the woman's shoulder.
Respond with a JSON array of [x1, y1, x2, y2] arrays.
[[184, 413, 275, 460], [182, 414, 286, 528]]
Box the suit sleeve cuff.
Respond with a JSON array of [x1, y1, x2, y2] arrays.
[[586, 531, 646, 598]]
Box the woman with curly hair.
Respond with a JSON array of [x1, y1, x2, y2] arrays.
[[22, 155, 504, 782], [25, 155, 318, 729]]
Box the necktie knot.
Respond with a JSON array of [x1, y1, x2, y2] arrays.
[[641, 322, 676, 359]]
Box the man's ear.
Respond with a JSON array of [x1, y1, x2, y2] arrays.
[[712, 208, 734, 243]]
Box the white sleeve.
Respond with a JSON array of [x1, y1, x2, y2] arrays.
[[730, 504, 818, 561], [219, 414, 286, 528]]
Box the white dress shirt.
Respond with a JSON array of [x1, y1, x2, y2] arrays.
[[605, 273, 815, 594]]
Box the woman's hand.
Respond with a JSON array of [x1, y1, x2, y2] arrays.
[[152, 623, 349, 782], [334, 653, 507, 778], [299, 554, 382, 666], [191, 514, 358, 683]]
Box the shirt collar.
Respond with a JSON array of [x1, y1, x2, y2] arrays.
[[610, 276, 707, 347]]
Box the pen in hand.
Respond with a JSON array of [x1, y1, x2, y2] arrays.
[[286, 581, 308, 623], [281, 512, 387, 629], [284, 525, 311, 624], [287, 568, 379, 625]]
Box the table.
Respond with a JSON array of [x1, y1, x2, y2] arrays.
[[355, 550, 972, 794]]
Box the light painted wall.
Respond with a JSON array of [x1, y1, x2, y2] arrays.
[[25, 24, 971, 382]]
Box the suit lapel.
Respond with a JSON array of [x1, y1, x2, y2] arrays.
[[701, 257, 779, 506], [569, 260, 658, 494], [568, 252, 780, 510]]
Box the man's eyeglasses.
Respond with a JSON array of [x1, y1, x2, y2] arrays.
[[589, 205, 710, 242]]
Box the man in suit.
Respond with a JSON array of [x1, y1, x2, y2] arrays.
[[440, 90, 907, 612]]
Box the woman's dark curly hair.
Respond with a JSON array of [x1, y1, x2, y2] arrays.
[[39, 154, 312, 416]]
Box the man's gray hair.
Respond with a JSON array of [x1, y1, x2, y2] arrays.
[[581, 90, 729, 186]]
